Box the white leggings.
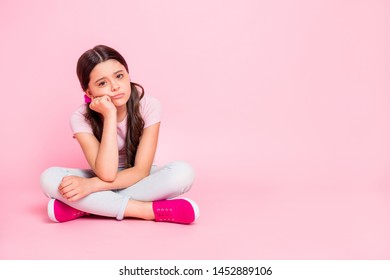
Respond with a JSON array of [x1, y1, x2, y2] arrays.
[[40, 161, 195, 220]]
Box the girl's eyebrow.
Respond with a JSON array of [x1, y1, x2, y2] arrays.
[[94, 70, 124, 84]]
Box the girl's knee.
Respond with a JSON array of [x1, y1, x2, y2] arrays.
[[168, 161, 195, 191], [40, 167, 63, 198]]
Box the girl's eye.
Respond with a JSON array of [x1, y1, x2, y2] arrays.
[[117, 74, 124, 79], [98, 81, 107, 87]]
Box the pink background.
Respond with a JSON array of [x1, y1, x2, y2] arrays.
[[1, 0, 390, 259]]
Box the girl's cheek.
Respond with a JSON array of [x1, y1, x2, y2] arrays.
[[96, 89, 108, 96]]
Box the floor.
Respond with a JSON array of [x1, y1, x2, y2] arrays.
[[2, 161, 390, 260]]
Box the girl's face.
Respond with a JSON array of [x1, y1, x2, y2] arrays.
[[86, 59, 131, 107]]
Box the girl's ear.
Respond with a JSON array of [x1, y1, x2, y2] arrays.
[[84, 89, 93, 104], [85, 89, 93, 99]]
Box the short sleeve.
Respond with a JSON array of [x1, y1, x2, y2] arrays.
[[70, 104, 93, 136], [141, 95, 162, 128]]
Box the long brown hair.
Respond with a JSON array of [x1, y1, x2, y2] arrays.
[[76, 45, 145, 168]]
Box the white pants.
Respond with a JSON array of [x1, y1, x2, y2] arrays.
[[40, 161, 195, 220]]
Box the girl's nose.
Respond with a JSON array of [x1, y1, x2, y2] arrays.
[[111, 82, 120, 91]]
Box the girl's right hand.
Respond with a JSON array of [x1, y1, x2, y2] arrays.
[[58, 176, 102, 202], [89, 95, 116, 117]]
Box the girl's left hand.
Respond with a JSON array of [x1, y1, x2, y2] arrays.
[[89, 95, 117, 118], [58, 176, 94, 202]]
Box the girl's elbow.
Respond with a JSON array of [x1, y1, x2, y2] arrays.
[[96, 170, 117, 182], [101, 175, 116, 182]]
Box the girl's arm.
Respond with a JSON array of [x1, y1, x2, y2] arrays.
[[59, 122, 160, 202], [91, 122, 160, 191], [75, 96, 119, 182]]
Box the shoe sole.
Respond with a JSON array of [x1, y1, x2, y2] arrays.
[[170, 197, 200, 222], [47, 199, 59, 222]]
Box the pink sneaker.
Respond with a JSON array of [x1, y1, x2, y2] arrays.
[[152, 198, 200, 224], [47, 199, 88, 222]]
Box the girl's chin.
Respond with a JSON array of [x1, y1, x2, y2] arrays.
[[113, 102, 127, 109], [112, 96, 130, 106]]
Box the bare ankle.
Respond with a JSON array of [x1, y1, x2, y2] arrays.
[[124, 200, 154, 220]]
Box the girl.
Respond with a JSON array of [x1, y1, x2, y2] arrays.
[[40, 45, 199, 224]]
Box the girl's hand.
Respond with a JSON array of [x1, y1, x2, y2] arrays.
[[58, 176, 96, 202], [89, 95, 116, 118]]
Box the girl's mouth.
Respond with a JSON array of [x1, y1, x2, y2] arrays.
[[112, 93, 125, 100]]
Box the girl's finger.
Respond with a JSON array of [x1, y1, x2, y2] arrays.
[[68, 194, 80, 202], [64, 190, 77, 199], [59, 179, 72, 190], [60, 187, 70, 196]]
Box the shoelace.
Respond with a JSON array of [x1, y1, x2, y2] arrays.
[[72, 210, 86, 217], [155, 208, 175, 222]]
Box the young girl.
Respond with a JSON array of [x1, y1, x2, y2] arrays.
[[40, 45, 199, 224]]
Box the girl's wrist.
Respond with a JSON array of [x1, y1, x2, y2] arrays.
[[90, 176, 105, 192], [103, 111, 117, 122]]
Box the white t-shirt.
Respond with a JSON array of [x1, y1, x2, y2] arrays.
[[70, 95, 161, 167]]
